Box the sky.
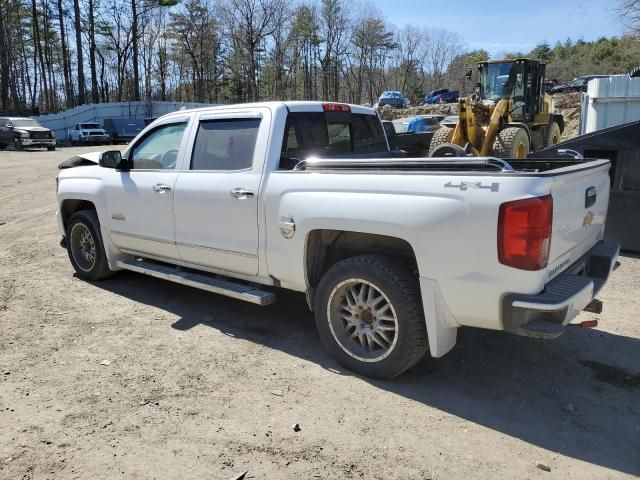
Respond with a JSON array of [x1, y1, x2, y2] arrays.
[[368, 0, 627, 57]]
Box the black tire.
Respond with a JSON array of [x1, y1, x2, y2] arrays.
[[313, 255, 428, 379], [66, 210, 114, 281], [492, 127, 529, 159], [47, 145, 56, 151], [544, 122, 561, 148], [14, 138, 23, 151], [428, 126, 453, 156], [0, 143, 6, 150]]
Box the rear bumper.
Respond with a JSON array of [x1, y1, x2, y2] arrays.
[[502, 241, 620, 338]]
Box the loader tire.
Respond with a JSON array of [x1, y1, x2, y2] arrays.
[[544, 122, 561, 148], [492, 127, 530, 159], [428, 126, 454, 156]]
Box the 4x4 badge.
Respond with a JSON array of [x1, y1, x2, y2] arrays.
[[444, 181, 499, 192]]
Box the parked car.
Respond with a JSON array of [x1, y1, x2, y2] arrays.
[[383, 118, 437, 157], [0, 116, 56, 151], [68, 122, 110, 145], [378, 91, 410, 109], [420, 89, 460, 105], [56, 101, 618, 379], [440, 115, 459, 128], [103, 118, 146, 144], [550, 75, 609, 94]]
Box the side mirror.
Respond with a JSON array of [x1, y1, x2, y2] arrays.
[[465, 69, 473, 81], [99, 150, 126, 170]]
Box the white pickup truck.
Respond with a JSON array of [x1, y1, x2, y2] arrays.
[[68, 122, 111, 145], [55, 101, 619, 378]]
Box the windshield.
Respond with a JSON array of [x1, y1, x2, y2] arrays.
[[569, 78, 585, 86], [480, 62, 524, 101], [81, 123, 100, 129], [12, 119, 41, 128]]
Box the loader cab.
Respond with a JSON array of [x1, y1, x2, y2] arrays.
[[478, 59, 546, 123]]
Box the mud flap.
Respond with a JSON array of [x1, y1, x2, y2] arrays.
[[419, 277, 458, 357]]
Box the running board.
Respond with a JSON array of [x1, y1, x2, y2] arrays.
[[114, 259, 276, 306]]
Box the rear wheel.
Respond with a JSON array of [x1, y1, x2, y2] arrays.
[[544, 122, 561, 148], [492, 127, 529, 159], [314, 255, 428, 379], [66, 210, 114, 281], [428, 126, 454, 156]]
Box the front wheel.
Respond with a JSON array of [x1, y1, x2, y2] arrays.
[[14, 138, 23, 151], [47, 145, 56, 151], [492, 127, 530, 159], [66, 210, 114, 281], [428, 126, 454, 156], [314, 255, 428, 378]]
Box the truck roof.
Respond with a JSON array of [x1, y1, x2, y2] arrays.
[[161, 101, 378, 118]]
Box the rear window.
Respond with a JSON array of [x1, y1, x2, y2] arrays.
[[280, 112, 387, 169]]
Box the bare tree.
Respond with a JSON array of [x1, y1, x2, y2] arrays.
[[221, 0, 288, 101], [618, 0, 640, 31]]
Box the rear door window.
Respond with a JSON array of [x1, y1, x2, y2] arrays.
[[191, 119, 260, 171]]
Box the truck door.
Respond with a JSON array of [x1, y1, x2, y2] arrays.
[[103, 118, 190, 260], [173, 111, 267, 276]]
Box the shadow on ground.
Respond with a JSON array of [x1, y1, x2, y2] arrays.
[[96, 271, 640, 476]]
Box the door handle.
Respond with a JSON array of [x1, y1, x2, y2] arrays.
[[153, 184, 171, 194], [230, 188, 254, 199]]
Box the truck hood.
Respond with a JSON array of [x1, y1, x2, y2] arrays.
[[16, 126, 51, 133], [58, 151, 103, 169]]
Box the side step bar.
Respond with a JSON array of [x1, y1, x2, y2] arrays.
[[114, 259, 276, 306]]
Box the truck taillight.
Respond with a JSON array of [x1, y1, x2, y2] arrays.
[[498, 195, 553, 271], [322, 103, 351, 113]]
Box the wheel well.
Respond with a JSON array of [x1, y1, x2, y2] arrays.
[[60, 200, 96, 229], [305, 230, 418, 292]]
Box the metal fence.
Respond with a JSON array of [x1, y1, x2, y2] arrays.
[[34, 101, 213, 139], [582, 75, 640, 134]]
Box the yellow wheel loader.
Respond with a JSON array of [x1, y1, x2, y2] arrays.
[[429, 58, 564, 159]]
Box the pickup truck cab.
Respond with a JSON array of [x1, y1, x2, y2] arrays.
[[68, 122, 110, 145], [0, 117, 56, 150], [56, 101, 619, 378]]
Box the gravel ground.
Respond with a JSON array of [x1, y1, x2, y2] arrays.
[[1, 146, 639, 480]]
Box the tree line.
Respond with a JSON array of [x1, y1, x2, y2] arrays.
[[0, 0, 638, 115]]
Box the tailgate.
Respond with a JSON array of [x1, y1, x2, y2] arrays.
[[547, 162, 611, 279]]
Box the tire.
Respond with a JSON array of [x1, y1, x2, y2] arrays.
[[544, 122, 561, 148], [66, 210, 114, 281], [14, 138, 23, 151], [0, 143, 6, 150], [428, 126, 454, 156], [313, 255, 428, 379], [492, 127, 529, 159], [47, 145, 56, 151]]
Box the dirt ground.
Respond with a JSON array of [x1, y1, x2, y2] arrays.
[[1, 146, 639, 480]]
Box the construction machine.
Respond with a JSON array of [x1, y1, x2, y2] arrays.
[[429, 58, 564, 159]]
